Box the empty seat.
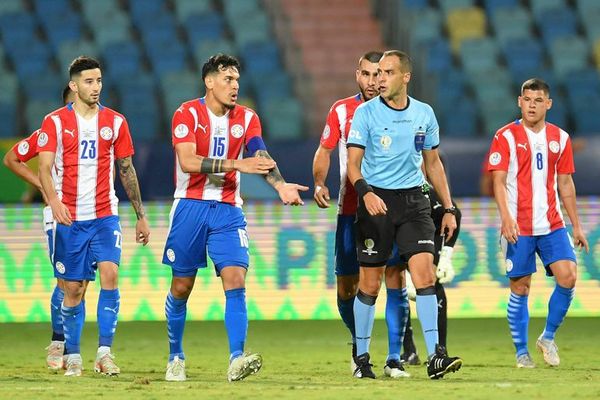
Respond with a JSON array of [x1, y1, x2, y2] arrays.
[[92, 13, 132, 48], [11, 40, 53, 80], [446, 7, 487, 52], [536, 7, 577, 46], [438, 95, 478, 137], [459, 38, 500, 73], [57, 40, 99, 73], [147, 42, 188, 77], [174, 0, 213, 22], [22, 73, 64, 102], [0, 101, 17, 137], [0, 0, 24, 15], [439, 0, 475, 15], [550, 36, 589, 79], [492, 6, 532, 44], [483, 0, 519, 15], [230, 11, 270, 48], [184, 12, 225, 46], [530, 0, 566, 16], [102, 40, 143, 77], [193, 39, 237, 66], [40, 11, 83, 51], [262, 99, 303, 140], [240, 42, 281, 74], [26, 100, 62, 133], [424, 38, 452, 72], [410, 8, 442, 44], [223, 0, 261, 20], [502, 39, 544, 76]]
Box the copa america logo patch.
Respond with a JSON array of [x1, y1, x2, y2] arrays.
[[55, 261, 66, 274], [505, 259, 513, 273], [37, 132, 48, 147], [17, 141, 29, 155], [489, 151, 501, 166], [362, 238, 378, 255], [322, 125, 331, 140], [230, 124, 244, 138], [549, 140, 560, 154], [174, 124, 189, 138], [380, 135, 392, 149], [100, 127, 113, 140], [166, 249, 176, 262]]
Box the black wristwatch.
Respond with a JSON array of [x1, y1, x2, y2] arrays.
[[444, 206, 457, 215]]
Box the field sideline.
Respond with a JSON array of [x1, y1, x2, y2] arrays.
[[0, 318, 598, 400]]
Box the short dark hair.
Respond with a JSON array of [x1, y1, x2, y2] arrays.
[[360, 51, 383, 64], [521, 78, 550, 96], [62, 85, 72, 104], [69, 56, 101, 78], [382, 50, 412, 72], [201, 53, 241, 81]]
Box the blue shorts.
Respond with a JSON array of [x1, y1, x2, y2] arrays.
[[502, 227, 576, 278], [53, 216, 121, 281], [46, 230, 97, 281], [335, 215, 359, 276], [162, 199, 249, 277]]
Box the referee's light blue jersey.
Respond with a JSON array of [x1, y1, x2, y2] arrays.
[[347, 96, 440, 189]]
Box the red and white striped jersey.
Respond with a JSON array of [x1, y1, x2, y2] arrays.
[[320, 94, 363, 215], [37, 104, 135, 221], [171, 97, 262, 206], [487, 120, 575, 236], [11, 129, 41, 163]]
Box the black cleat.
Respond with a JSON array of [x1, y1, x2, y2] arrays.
[[353, 353, 376, 379], [427, 344, 462, 380], [400, 351, 421, 366]]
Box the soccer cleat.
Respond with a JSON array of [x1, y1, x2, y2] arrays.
[[64, 354, 83, 377], [383, 359, 410, 378], [536, 336, 560, 367], [400, 351, 421, 366], [94, 351, 121, 376], [516, 353, 536, 368], [353, 353, 376, 379], [45, 341, 65, 371], [227, 352, 262, 382], [427, 344, 462, 379], [165, 356, 186, 381]]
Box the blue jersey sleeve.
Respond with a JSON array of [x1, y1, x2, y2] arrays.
[[347, 105, 369, 148], [424, 105, 440, 150]]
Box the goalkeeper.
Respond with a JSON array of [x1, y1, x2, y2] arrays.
[[401, 185, 461, 365]]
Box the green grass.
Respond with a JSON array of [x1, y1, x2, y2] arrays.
[[0, 318, 599, 399]]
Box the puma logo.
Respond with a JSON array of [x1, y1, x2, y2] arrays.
[[65, 129, 74, 137], [103, 306, 118, 314], [433, 202, 442, 209], [517, 142, 528, 151], [197, 124, 207, 133]]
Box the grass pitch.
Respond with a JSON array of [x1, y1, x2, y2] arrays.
[[0, 318, 599, 400]]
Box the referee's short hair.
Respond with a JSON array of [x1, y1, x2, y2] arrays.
[[382, 50, 412, 72], [521, 78, 550, 96]]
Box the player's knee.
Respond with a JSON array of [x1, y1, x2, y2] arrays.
[[557, 270, 577, 289], [510, 282, 530, 296], [171, 280, 194, 298], [360, 279, 381, 297], [337, 283, 358, 300]]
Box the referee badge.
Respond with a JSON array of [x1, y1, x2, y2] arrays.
[[380, 135, 392, 150]]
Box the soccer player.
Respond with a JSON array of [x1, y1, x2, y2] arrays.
[[38, 56, 151, 377], [401, 184, 461, 365], [346, 50, 462, 379], [162, 54, 308, 382], [312, 51, 410, 378], [3, 86, 76, 370], [487, 78, 589, 368]]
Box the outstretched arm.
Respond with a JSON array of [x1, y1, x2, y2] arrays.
[[117, 156, 150, 245], [255, 149, 308, 205]]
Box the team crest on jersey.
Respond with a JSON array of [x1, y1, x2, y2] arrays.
[[380, 135, 392, 149], [100, 127, 113, 140], [55, 261, 66, 274], [166, 248, 176, 262], [37, 132, 48, 147], [230, 124, 244, 138], [17, 141, 29, 155], [322, 125, 331, 140], [549, 141, 560, 154], [489, 151, 501, 166], [174, 124, 189, 138], [505, 259, 513, 273]]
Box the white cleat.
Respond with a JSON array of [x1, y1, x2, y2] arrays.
[[383, 359, 411, 378], [46, 341, 64, 371], [536, 336, 560, 367], [95, 351, 121, 376], [165, 356, 186, 381], [64, 354, 83, 377], [227, 352, 262, 382], [516, 353, 536, 368]]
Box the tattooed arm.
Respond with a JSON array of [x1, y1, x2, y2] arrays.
[[117, 156, 150, 245], [254, 150, 308, 205]]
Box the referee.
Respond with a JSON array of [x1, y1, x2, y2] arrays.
[[346, 50, 462, 380]]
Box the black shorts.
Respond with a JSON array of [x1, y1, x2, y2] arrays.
[[355, 186, 435, 267]]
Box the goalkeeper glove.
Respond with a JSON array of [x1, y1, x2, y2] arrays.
[[436, 246, 455, 284]]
